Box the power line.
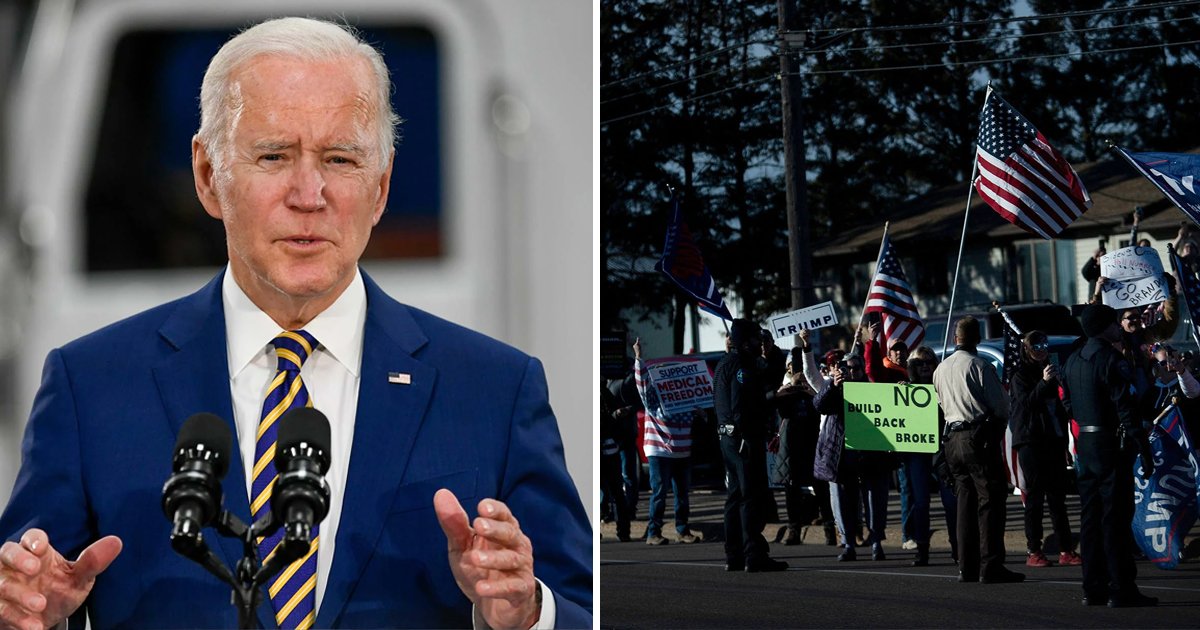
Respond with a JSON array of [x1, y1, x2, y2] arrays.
[[605, 14, 1195, 108], [800, 35, 1200, 76], [601, 35, 1200, 126], [602, 1, 1197, 98], [815, 13, 1198, 56], [601, 38, 772, 90], [803, 0, 1200, 35], [601, 54, 768, 106], [601, 72, 777, 126]]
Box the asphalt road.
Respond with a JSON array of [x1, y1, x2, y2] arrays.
[[599, 487, 1200, 628]]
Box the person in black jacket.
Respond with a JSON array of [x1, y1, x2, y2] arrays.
[[600, 383, 632, 542], [814, 354, 894, 562], [713, 319, 788, 573], [1061, 304, 1158, 608], [1008, 330, 1082, 569]]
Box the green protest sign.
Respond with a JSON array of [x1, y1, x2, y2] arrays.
[[843, 382, 939, 453]]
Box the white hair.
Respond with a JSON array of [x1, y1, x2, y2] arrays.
[[197, 17, 400, 180]]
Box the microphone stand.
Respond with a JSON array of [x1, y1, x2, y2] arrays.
[[172, 510, 310, 629]]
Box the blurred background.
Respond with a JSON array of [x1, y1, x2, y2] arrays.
[[0, 0, 593, 518]]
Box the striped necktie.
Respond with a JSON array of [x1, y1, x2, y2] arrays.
[[251, 330, 320, 629]]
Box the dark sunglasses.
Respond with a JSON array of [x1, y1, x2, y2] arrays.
[[1029, 342, 1049, 351]]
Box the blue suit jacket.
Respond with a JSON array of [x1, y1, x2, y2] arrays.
[[0, 270, 593, 628]]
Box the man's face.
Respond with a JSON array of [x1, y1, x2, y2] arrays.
[[1120, 310, 1142, 334], [888, 344, 908, 366], [842, 358, 866, 382], [195, 55, 392, 309]]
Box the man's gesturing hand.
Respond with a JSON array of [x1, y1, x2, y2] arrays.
[[434, 489, 539, 630], [0, 529, 122, 630]]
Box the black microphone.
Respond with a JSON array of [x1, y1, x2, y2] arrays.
[[271, 408, 331, 560], [162, 413, 232, 557]]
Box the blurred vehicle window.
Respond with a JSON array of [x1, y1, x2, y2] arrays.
[[84, 25, 443, 272]]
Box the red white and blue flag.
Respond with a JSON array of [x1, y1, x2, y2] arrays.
[[1114, 147, 1200, 229], [1133, 404, 1198, 570], [656, 196, 734, 320], [864, 233, 924, 350], [974, 89, 1091, 239]]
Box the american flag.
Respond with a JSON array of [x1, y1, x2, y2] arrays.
[[999, 307, 1023, 388], [997, 307, 1026, 501], [865, 233, 924, 350], [974, 89, 1091, 239]]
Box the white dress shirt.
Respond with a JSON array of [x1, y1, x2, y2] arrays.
[[223, 268, 364, 613], [221, 268, 554, 628]]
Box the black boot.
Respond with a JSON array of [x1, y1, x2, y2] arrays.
[[911, 543, 929, 567]]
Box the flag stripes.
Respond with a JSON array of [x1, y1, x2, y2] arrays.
[[974, 89, 1090, 239], [865, 234, 925, 351]]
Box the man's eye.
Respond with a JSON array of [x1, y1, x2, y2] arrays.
[[329, 156, 355, 165], [260, 153, 284, 162]]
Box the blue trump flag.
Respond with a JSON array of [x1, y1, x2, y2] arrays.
[[1133, 404, 1199, 569], [1114, 147, 1200, 228], [655, 196, 734, 320]]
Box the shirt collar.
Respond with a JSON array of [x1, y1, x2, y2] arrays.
[[222, 266, 367, 378]]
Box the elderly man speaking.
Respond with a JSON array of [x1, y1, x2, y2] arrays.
[[0, 17, 590, 630]]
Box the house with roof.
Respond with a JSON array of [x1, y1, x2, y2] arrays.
[[809, 148, 1200, 345]]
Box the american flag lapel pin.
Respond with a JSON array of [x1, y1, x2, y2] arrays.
[[388, 372, 412, 385]]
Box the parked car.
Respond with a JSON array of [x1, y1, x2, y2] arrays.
[[931, 335, 1081, 380], [924, 302, 1082, 348]]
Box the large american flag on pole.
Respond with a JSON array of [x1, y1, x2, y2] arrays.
[[864, 233, 924, 350], [974, 88, 1091, 239]]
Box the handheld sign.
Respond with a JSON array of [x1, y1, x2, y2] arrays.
[[1101, 246, 1163, 281], [1099, 274, 1169, 310], [1099, 246, 1168, 309], [643, 358, 715, 413], [843, 382, 939, 453], [769, 301, 839, 341]]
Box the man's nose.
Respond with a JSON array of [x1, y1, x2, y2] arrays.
[[286, 161, 327, 211]]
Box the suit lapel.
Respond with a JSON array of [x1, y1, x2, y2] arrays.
[[150, 271, 275, 628], [316, 272, 434, 627]]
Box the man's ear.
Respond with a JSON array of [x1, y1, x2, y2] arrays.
[[193, 136, 224, 220]]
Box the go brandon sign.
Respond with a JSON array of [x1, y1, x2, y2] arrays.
[[842, 382, 939, 453]]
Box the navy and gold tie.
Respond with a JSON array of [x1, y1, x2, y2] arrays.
[[251, 330, 320, 629]]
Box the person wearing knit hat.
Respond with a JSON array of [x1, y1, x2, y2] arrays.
[[1080, 303, 1117, 338], [1060, 304, 1157, 607]]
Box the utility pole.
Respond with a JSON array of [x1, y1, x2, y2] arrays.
[[778, 0, 812, 311]]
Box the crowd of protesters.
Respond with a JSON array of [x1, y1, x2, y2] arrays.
[[601, 216, 1200, 604]]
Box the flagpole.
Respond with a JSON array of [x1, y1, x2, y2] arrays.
[[852, 221, 889, 357], [943, 159, 980, 352]]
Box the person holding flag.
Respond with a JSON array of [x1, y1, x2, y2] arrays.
[[1007, 330, 1082, 569], [632, 338, 699, 547]]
